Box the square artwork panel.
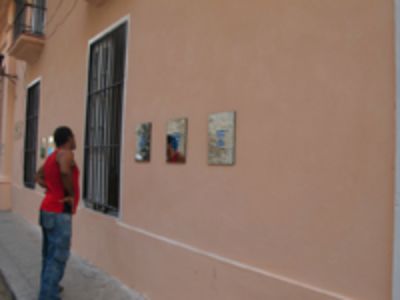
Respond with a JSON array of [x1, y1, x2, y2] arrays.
[[135, 122, 152, 162], [166, 118, 187, 163], [208, 112, 236, 165]]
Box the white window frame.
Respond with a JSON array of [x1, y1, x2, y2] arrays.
[[82, 15, 130, 220]]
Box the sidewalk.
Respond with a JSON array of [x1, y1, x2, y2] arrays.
[[0, 211, 144, 300], [0, 269, 15, 300]]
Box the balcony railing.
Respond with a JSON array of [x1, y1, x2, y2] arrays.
[[9, 1, 46, 63], [14, 1, 46, 40]]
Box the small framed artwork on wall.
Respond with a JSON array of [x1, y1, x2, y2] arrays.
[[208, 111, 236, 165], [40, 137, 47, 159], [166, 118, 187, 163], [135, 122, 152, 162], [47, 136, 55, 155]]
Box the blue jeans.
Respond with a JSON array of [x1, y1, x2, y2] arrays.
[[38, 211, 72, 300]]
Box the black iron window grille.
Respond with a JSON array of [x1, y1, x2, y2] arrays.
[[83, 23, 127, 215], [14, 0, 46, 40], [23, 82, 40, 189]]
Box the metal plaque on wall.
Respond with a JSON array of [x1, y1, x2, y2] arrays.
[[166, 118, 187, 163], [135, 122, 152, 162], [208, 111, 236, 165]]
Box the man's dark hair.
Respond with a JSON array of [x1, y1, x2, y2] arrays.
[[54, 126, 73, 147]]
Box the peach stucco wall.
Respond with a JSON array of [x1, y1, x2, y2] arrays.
[[5, 0, 396, 299]]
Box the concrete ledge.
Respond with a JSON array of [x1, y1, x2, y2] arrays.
[[8, 34, 45, 64]]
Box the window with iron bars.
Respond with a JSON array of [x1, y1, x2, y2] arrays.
[[24, 82, 40, 189], [14, 0, 46, 40], [83, 23, 127, 216]]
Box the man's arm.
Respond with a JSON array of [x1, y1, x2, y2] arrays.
[[57, 150, 75, 204], [35, 166, 47, 188]]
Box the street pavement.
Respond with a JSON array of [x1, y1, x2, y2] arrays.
[[0, 269, 15, 300], [0, 211, 144, 300]]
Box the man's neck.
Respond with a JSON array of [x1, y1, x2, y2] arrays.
[[58, 145, 72, 151]]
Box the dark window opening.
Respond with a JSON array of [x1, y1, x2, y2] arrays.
[[83, 23, 127, 216], [23, 81, 40, 189]]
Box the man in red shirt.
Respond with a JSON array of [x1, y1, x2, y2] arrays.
[[35, 126, 80, 300]]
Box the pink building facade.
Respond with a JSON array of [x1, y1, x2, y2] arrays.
[[0, 0, 398, 299]]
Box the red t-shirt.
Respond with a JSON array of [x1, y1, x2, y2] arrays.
[[40, 150, 80, 214]]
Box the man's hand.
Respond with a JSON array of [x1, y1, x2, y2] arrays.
[[59, 196, 74, 205]]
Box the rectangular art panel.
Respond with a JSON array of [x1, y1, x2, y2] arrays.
[[47, 136, 55, 155], [135, 122, 152, 162], [166, 118, 187, 163], [208, 111, 236, 165], [40, 137, 47, 159]]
